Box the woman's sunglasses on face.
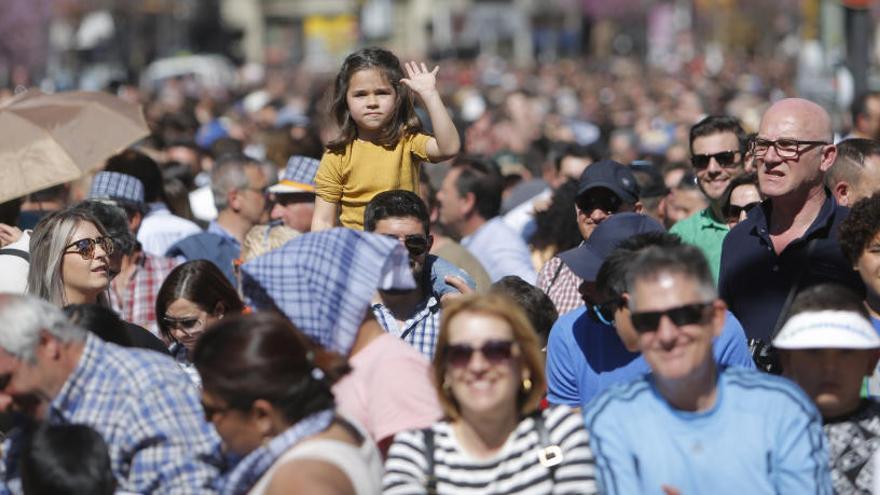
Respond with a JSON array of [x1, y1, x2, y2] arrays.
[[629, 302, 714, 334], [724, 202, 760, 222], [162, 316, 204, 334], [64, 237, 115, 260], [444, 340, 515, 368]]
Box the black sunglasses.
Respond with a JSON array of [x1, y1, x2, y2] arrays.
[[162, 316, 203, 333], [630, 302, 714, 334], [382, 234, 431, 257], [445, 340, 515, 368], [577, 191, 622, 215], [690, 150, 740, 170], [64, 237, 115, 260], [725, 201, 760, 221]]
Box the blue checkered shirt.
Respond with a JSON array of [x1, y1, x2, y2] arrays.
[[372, 295, 442, 359], [0, 334, 222, 494]]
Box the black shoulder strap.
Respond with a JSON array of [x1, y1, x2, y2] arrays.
[[545, 259, 566, 291], [769, 238, 819, 340], [533, 411, 563, 483], [423, 427, 437, 495], [0, 248, 29, 262]]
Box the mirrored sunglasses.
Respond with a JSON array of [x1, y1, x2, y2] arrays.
[[63, 236, 115, 260]]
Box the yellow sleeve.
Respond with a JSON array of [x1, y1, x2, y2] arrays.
[[314, 150, 344, 204], [409, 132, 432, 162]]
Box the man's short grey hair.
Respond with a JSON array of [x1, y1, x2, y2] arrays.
[[0, 294, 86, 363], [626, 244, 717, 309], [210, 154, 261, 212]]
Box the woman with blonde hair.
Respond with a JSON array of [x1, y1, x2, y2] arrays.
[[383, 294, 597, 494]]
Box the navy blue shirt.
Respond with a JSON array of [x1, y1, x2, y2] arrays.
[[718, 193, 864, 341]]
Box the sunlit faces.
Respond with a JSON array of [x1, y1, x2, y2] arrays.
[[855, 232, 880, 305], [438, 167, 468, 234], [164, 298, 222, 351], [631, 271, 723, 382], [664, 188, 708, 226], [849, 155, 880, 205], [236, 165, 269, 226], [373, 216, 431, 284], [0, 347, 53, 421], [444, 311, 523, 419], [62, 221, 111, 303], [346, 68, 397, 141], [725, 183, 762, 228], [200, 390, 263, 456], [575, 188, 632, 240], [781, 348, 879, 418], [270, 192, 316, 233], [691, 132, 743, 201]]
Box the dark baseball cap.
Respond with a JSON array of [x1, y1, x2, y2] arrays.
[[558, 212, 665, 282], [577, 159, 640, 204]]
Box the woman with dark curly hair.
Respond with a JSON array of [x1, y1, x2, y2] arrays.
[[840, 191, 880, 326], [528, 179, 582, 270]]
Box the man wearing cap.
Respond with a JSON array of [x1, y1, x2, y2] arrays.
[[267, 155, 319, 233], [88, 171, 179, 335], [774, 283, 880, 493], [584, 243, 831, 493], [437, 156, 536, 284], [546, 215, 752, 407], [537, 159, 642, 316], [669, 116, 747, 281]]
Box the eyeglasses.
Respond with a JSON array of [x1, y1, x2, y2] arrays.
[[382, 234, 432, 257], [690, 150, 740, 170], [64, 237, 115, 260], [577, 191, 622, 215], [630, 302, 714, 333], [749, 138, 829, 159], [725, 201, 761, 222], [445, 340, 515, 368], [590, 298, 623, 327], [162, 316, 204, 334]]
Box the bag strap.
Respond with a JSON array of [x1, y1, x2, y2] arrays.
[[422, 427, 437, 495], [0, 248, 29, 262], [545, 259, 566, 292], [769, 238, 819, 340], [533, 411, 563, 483]]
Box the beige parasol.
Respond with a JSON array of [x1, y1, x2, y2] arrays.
[[0, 90, 150, 203]]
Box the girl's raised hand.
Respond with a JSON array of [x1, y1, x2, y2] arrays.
[[400, 62, 439, 100]]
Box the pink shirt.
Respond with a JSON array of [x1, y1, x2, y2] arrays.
[[333, 333, 443, 443]]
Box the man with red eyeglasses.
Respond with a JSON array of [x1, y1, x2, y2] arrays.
[[718, 98, 864, 352], [669, 116, 747, 282]]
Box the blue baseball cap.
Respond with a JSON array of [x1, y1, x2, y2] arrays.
[[557, 212, 665, 282], [577, 159, 640, 204]]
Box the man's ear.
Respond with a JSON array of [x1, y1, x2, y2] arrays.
[[37, 331, 61, 361], [227, 189, 242, 212], [128, 211, 143, 235], [462, 192, 477, 217], [633, 201, 644, 214], [833, 181, 851, 207], [711, 299, 727, 338]]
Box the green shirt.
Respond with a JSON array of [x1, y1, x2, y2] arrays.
[[669, 207, 729, 283]]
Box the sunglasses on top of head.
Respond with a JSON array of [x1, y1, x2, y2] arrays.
[[629, 302, 714, 334], [64, 237, 115, 260], [690, 150, 741, 170], [444, 340, 515, 368]]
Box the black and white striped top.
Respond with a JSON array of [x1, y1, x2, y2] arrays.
[[383, 405, 597, 494]]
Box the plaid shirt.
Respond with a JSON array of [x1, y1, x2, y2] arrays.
[[372, 295, 442, 359], [537, 256, 585, 316], [109, 252, 179, 335], [0, 334, 222, 494]]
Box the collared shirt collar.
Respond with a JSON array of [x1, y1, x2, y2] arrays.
[[208, 221, 241, 249], [750, 190, 837, 243]]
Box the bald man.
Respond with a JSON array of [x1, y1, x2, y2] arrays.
[[718, 98, 864, 345]]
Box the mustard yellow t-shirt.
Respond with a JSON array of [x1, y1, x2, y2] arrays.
[[315, 133, 431, 230]]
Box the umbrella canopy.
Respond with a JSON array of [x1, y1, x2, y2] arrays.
[[0, 90, 149, 203]]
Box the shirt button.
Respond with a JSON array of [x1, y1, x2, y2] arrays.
[[772, 265, 779, 272]]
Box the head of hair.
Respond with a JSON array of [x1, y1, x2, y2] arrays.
[[827, 138, 880, 189], [625, 244, 716, 309], [155, 260, 244, 342], [720, 172, 759, 213], [529, 179, 582, 254], [63, 303, 133, 348], [839, 192, 880, 265], [326, 47, 420, 151], [193, 311, 349, 424], [787, 283, 869, 320], [210, 153, 261, 211], [433, 294, 546, 420], [450, 155, 504, 220], [688, 115, 747, 155], [104, 149, 165, 204], [851, 91, 880, 126], [489, 276, 558, 348], [27, 207, 110, 307], [554, 142, 600, 172], [27, 184, 68, 204], [363, 189, 430, 234], [597, 232, 683, 300], [72, 201, 137, 256], [0, 294, 87, 363], [21, 423, 114, 495]]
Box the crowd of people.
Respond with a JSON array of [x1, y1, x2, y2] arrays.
[[0, 43, 880, 494]]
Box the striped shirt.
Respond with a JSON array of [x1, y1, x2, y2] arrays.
[[383, 405, 597, 494]]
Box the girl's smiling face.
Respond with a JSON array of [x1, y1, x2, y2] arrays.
[[346, 68, 397, 141]]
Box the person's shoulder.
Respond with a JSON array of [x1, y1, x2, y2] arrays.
[[357, 334, 431, 369], [583, 377, 653, 426], [669, 210, 703, 236], [721, 366, 816, 410], [100, 339, 189, 390]]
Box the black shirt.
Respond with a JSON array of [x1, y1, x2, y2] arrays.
[[718, 193, 864, 340]]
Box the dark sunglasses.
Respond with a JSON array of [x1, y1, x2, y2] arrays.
[[64, 236, 115, 260], [162, 316, 203, 332], [445, 340, 515, 368], [382, 234, 431, 257], [630, 302, 714, 334], [577, 191, 622, 215], [725, 201, 760, 221], [690, 150, 740, 170], [274, 192, 316, 206], [590, 298, 623, 327]]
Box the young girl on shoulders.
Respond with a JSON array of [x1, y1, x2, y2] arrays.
[[311, 47, 461, 231]]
